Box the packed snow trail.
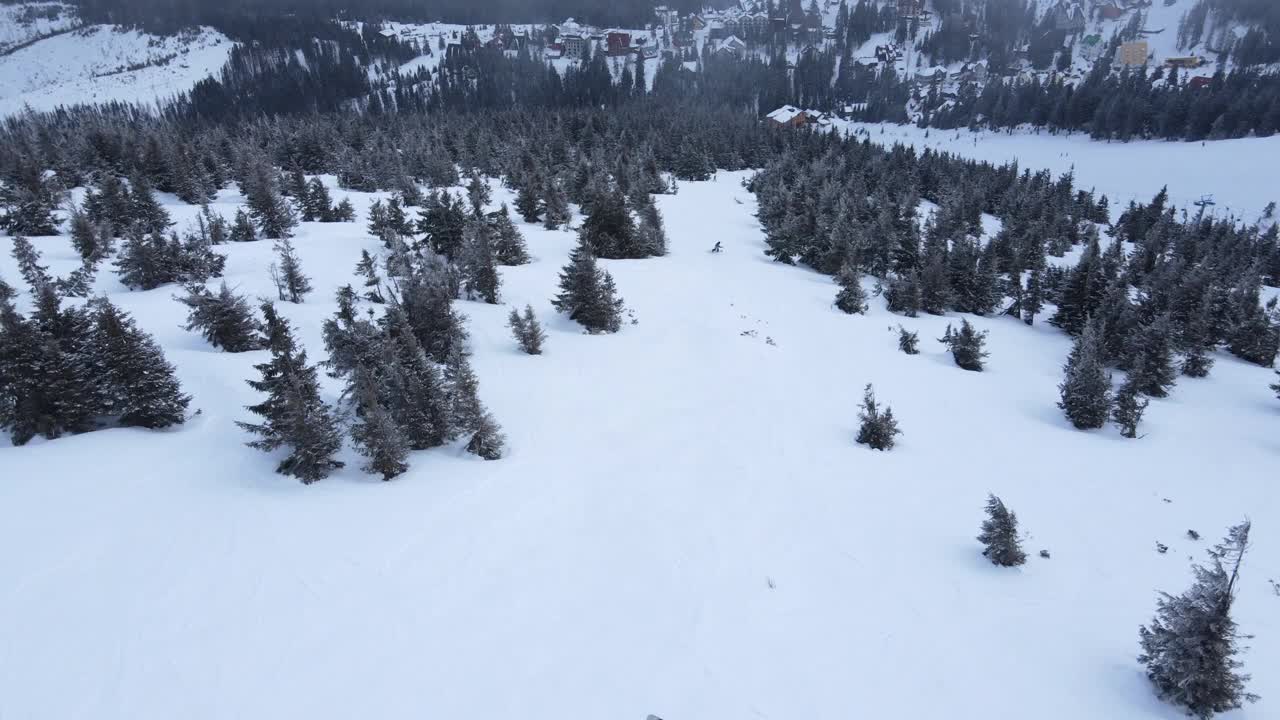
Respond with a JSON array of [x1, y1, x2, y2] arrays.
[[0, 173, 1276, 719]]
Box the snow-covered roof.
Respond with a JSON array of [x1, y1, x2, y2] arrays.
[[766, 105, 804, 123]]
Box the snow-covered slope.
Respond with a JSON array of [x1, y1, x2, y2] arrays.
[[0, 24, 232, 117], [838, 120, 1280, 221], [0, 1, 77, 54], [0, 165, 1276, 718]]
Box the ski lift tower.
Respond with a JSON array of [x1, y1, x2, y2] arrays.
[[1194, 194, 1216, 220]]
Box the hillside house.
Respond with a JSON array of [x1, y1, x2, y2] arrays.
[[561, 33, 588, 58], [1165, 55, 1203, 69], [606, 31, 631, 56], [765, 105, 808, 128], [717, 35, 747, 58]]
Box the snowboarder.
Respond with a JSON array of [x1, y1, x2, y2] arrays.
[[711, 241, 723, 253]]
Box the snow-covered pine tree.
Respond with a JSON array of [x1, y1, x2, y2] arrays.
[[1112, 376, 1149, 439], [270, 237, 311, 303], [127, 173, 172, 236], [466, 172, 491, 216], [635, 197, 669, 257], [354, 249, 386, 303], [1139, 521, 1258, 719], [349, 365, 409, 481], [460, 222, 501, 304], [1130, 315, 1178, 397], [466, 410, 506, 460], [1058, 317, 1112, 430], [243, 162, 297, 239], [977, 494, 1026, 567], [509, 304, 545, 355], [229, 208, 257, 242], [579, 184, 643, 258], [384, 327, 452, 450], [515, 179, 543, 223], [488, 205, 531, 266], [92, 298, 190, 429], [177, 282, 263, 352], [885, 271, 921, 317], [10, 235, 53, 292], [834, 264, 868, 315], [897, 325, 919, 355], [237, 303, 343, 483], [542, 177, 571, 230], [552, 238, 625, 334], [301, 178, 332, 222], [1023, 267, 1045, 325], [856, 383, 901, 451], [938, 319, 989, 371]]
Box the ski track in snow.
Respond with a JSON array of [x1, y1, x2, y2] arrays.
[[0, 165, 1277, 718]]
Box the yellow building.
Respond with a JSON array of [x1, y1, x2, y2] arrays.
[[1116, 41, 1149, 67]]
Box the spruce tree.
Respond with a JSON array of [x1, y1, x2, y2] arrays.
[[897, 326, 919, 355], [237, 303, 343, 483], [229, 208, 257, 242], [1023, 267, 1045, 325], [978, 494, 1027, 567], [460, 223, 501, 304], [834, 264, 868, 315], [635, 198, 669, 257], [1130, 316, 1178, 398], [542, 177, 572, 230], [349, 365, 409, 481], [1058, 317, 1112, 430], [885, 271, 921, 317], [579, 185, 643, 258], [508, 304, 545, 355], [1112, 376, 1149, 439], [243, 163, 297, 239], [1139, 521, 1258, 719], [271, 237, 311, 303], [384, 327, 452, 450], [515, 179, 543, 223], [488, 205, 531, 266], [92, 299, 190, 429], [466, 410, 506, 460], [178, 282, 263, 352], [552, 239, 625, 334], [939, 319, 989, 371], [10, 235, 53, 291], [856, 384, 901, 451], [354, 249, 386, 303]]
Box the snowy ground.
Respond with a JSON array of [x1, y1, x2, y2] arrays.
[[0, 169, 1277, 719], [839, 121, 1280, 222], [0, 24, 231, 117], [0, 1, 77, 54]]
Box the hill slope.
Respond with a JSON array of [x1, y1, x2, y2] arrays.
[[0, 168, 1276, 719]]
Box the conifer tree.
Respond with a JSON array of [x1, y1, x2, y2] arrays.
[[92, 299, 190, 429], [885, 271, 921, 317], [834, 264, 868, 315], [508, 304, 545, 355], [542, 177, 572, 230], [897, 325, 919, 355], [1130, 316, 1178, 398], [177, 282, 263, 352], [68, 205, 100, 260], [229, 208, 258, 242], [243, 163, 297, 239], [350, 365, 409, 481], [1228, 302, 1279, 367], [237, 303, 343, 483], [460, 223, 501, 304], [515, 179, 543, 223], [856, 383, 901, 451], [127, 173, 172, 236], [354, 249, 386, 303], [553, 238, 625, 334], [1059, 317, 1112, 430], [579, 184, 643, 258], [1023, 267, 1045, 325], [10, 235, 53, 291], [978, 494, 1027, 567], [939, 319, 989, 371], [489, 205, 531, 265], [384, 327, 452, 450], [301, 177, 332, 222], [1139, 521, 1258, 719], [271, 237, 311, 303], [1113, 376, 1149, 439], [466, 172, 491, 216], [466, 410, 506, 460], [635, 198, 669, 257]]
